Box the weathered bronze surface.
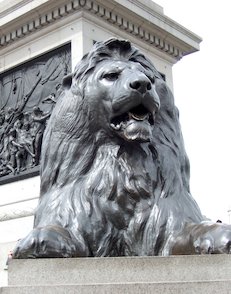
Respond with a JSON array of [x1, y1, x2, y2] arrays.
[[13, 39, 231, 258], [0, 44, 71, 184]]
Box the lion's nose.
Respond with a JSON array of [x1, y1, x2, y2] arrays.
[[129, 76, 152, 94]]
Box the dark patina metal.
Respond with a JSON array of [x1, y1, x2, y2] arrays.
[[13, 39, 231, 258]]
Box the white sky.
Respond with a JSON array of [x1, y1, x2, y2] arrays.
[[155, 0, 231, 223]]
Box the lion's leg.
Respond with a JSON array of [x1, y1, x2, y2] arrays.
[[12, 225, 89, 258]]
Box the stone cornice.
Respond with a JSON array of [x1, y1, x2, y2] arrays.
[[0, 0, 202, 61], [108, 0, 202, 50]]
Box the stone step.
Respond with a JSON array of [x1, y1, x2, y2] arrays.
[[2, 280, 231, 294], [8, 255, 231, 286]]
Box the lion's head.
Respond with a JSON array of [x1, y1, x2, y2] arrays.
[[51, 39, 160, 143]]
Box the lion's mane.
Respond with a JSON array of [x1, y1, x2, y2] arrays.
[[35, 39, 203, 256]]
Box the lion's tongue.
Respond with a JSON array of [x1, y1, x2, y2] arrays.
[[123, 119, 151, 142]]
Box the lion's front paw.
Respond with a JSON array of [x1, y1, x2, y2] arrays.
[[13, 225, 81, 258], [192, 223, 231, 254], [172, 222, 231, 255]]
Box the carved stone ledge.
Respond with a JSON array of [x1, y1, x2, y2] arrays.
[[0, 166, 40, 186], [0, 0, 200, 60]]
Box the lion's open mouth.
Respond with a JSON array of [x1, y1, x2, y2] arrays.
[[110, 104, 154, 130], [110, 104, 154, 142]]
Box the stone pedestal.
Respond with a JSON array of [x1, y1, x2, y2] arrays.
[[1, 255, 231, 293]]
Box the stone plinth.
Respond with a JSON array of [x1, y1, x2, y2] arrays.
[[1, 255, 231, 293]]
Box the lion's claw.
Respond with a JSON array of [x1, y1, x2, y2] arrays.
[[172, 222, 231, 255], [193, 224, 231, 254]]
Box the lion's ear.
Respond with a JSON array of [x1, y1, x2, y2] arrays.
[[62, 74, 73, 90]]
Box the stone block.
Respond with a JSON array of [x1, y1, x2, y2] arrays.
[[8, 255, 231, 286], [1, 255, 231, 293]]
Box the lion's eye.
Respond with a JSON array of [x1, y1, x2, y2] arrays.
[[103, 72, 120, 81]]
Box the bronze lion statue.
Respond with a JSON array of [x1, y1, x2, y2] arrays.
[[13, 38, 231, 258]]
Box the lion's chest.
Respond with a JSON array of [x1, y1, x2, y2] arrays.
[[86, 147, 158, 227]]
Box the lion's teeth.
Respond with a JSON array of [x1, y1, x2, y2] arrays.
[[110, 123, 121, 130], [129, 112, 148, 121]]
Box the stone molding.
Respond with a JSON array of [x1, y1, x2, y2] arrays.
[[0, 0, 202, 61], [0, 207, 34, 222], [0, 198, 37, 221]]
